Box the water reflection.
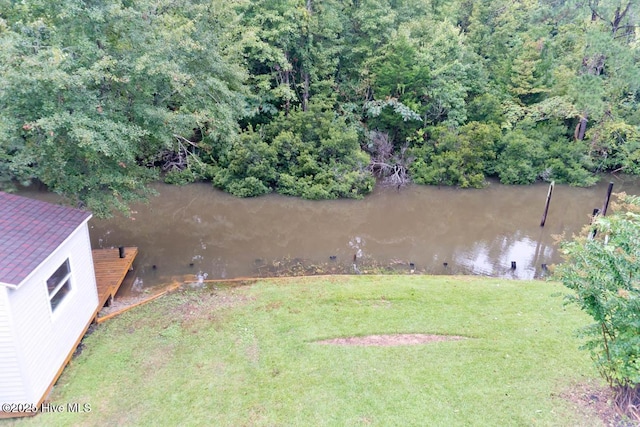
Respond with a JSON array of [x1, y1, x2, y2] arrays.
[[454, 231, 554, 278]]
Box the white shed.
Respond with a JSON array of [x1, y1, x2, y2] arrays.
[[0, 192, 98, 415]]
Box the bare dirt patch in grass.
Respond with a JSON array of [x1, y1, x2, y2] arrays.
[[560, 381, 638, 427], [316, 334, 466, 346]]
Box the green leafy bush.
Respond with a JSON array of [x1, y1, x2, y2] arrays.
[[556, 194, 640, 421], [227, 176, 272, 197], [588, 122, 640, 175], [493, 122, 598, 187], [544, 137, 598, 186], [215, 102, 374, 199], [163, 168, 197, 185], [495, 130, 546, 184], [410, 122, 500, 187]]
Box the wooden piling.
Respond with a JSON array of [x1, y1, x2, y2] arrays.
[[540, 181, 555, 227], [602, 181, 614, 216], [589, 208, 600, 239]]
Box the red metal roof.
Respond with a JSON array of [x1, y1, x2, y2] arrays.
[[0, 192, 92, 287]]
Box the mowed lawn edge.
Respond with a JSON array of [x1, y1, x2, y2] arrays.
[[5, 275, 602, 426]]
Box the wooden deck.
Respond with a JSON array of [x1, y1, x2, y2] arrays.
[[92, 247, 138, 310]]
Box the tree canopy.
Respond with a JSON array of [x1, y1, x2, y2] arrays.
[[1, 0, 638, 214]]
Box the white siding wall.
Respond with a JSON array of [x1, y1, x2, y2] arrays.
[[0, 287, 27, 404], [8, 222, 98, 405]]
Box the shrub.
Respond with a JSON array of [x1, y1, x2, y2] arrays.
[[409, 122, 500, 187], [544, 137, 598, 186], [215, 101, 374, 200], [226, 176, 272, 197], [556, 193, 640, 422], [495, 130, 546, 184]]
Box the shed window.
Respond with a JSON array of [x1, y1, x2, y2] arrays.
[[47, 259, 72, 312]]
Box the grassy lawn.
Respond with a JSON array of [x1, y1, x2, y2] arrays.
[[5, 275, 601, 426]]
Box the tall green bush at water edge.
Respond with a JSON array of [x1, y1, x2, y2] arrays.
[[214, 101, 374, 199], [556, 193, 640, 422]]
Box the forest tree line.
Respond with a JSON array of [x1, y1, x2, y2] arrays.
[[0, 0, 638, 215]]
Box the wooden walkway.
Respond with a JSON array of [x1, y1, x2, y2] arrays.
[[92, 247, 138, 310]]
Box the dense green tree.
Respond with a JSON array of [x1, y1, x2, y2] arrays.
[[406, 19, 479, 127], [365, 31, 428, 144], [508, 37, 549, 105], [364, 18, 479, 150], [0, 0, 248, 215], [237, 0, 344, 119], [335, 0, 397, 104], [1, 0, 639, 211], [464, 0, 538, 93], [543, 1, 640, 139]]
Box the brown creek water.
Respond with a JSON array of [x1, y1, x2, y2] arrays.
[[15, 176, 640, 291], [75, 176, 640, 290]]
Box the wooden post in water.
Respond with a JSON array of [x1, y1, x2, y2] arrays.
[[540, 181, 555, 227], [602, 182, 614, 216], [589, 208, 600, 239]]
